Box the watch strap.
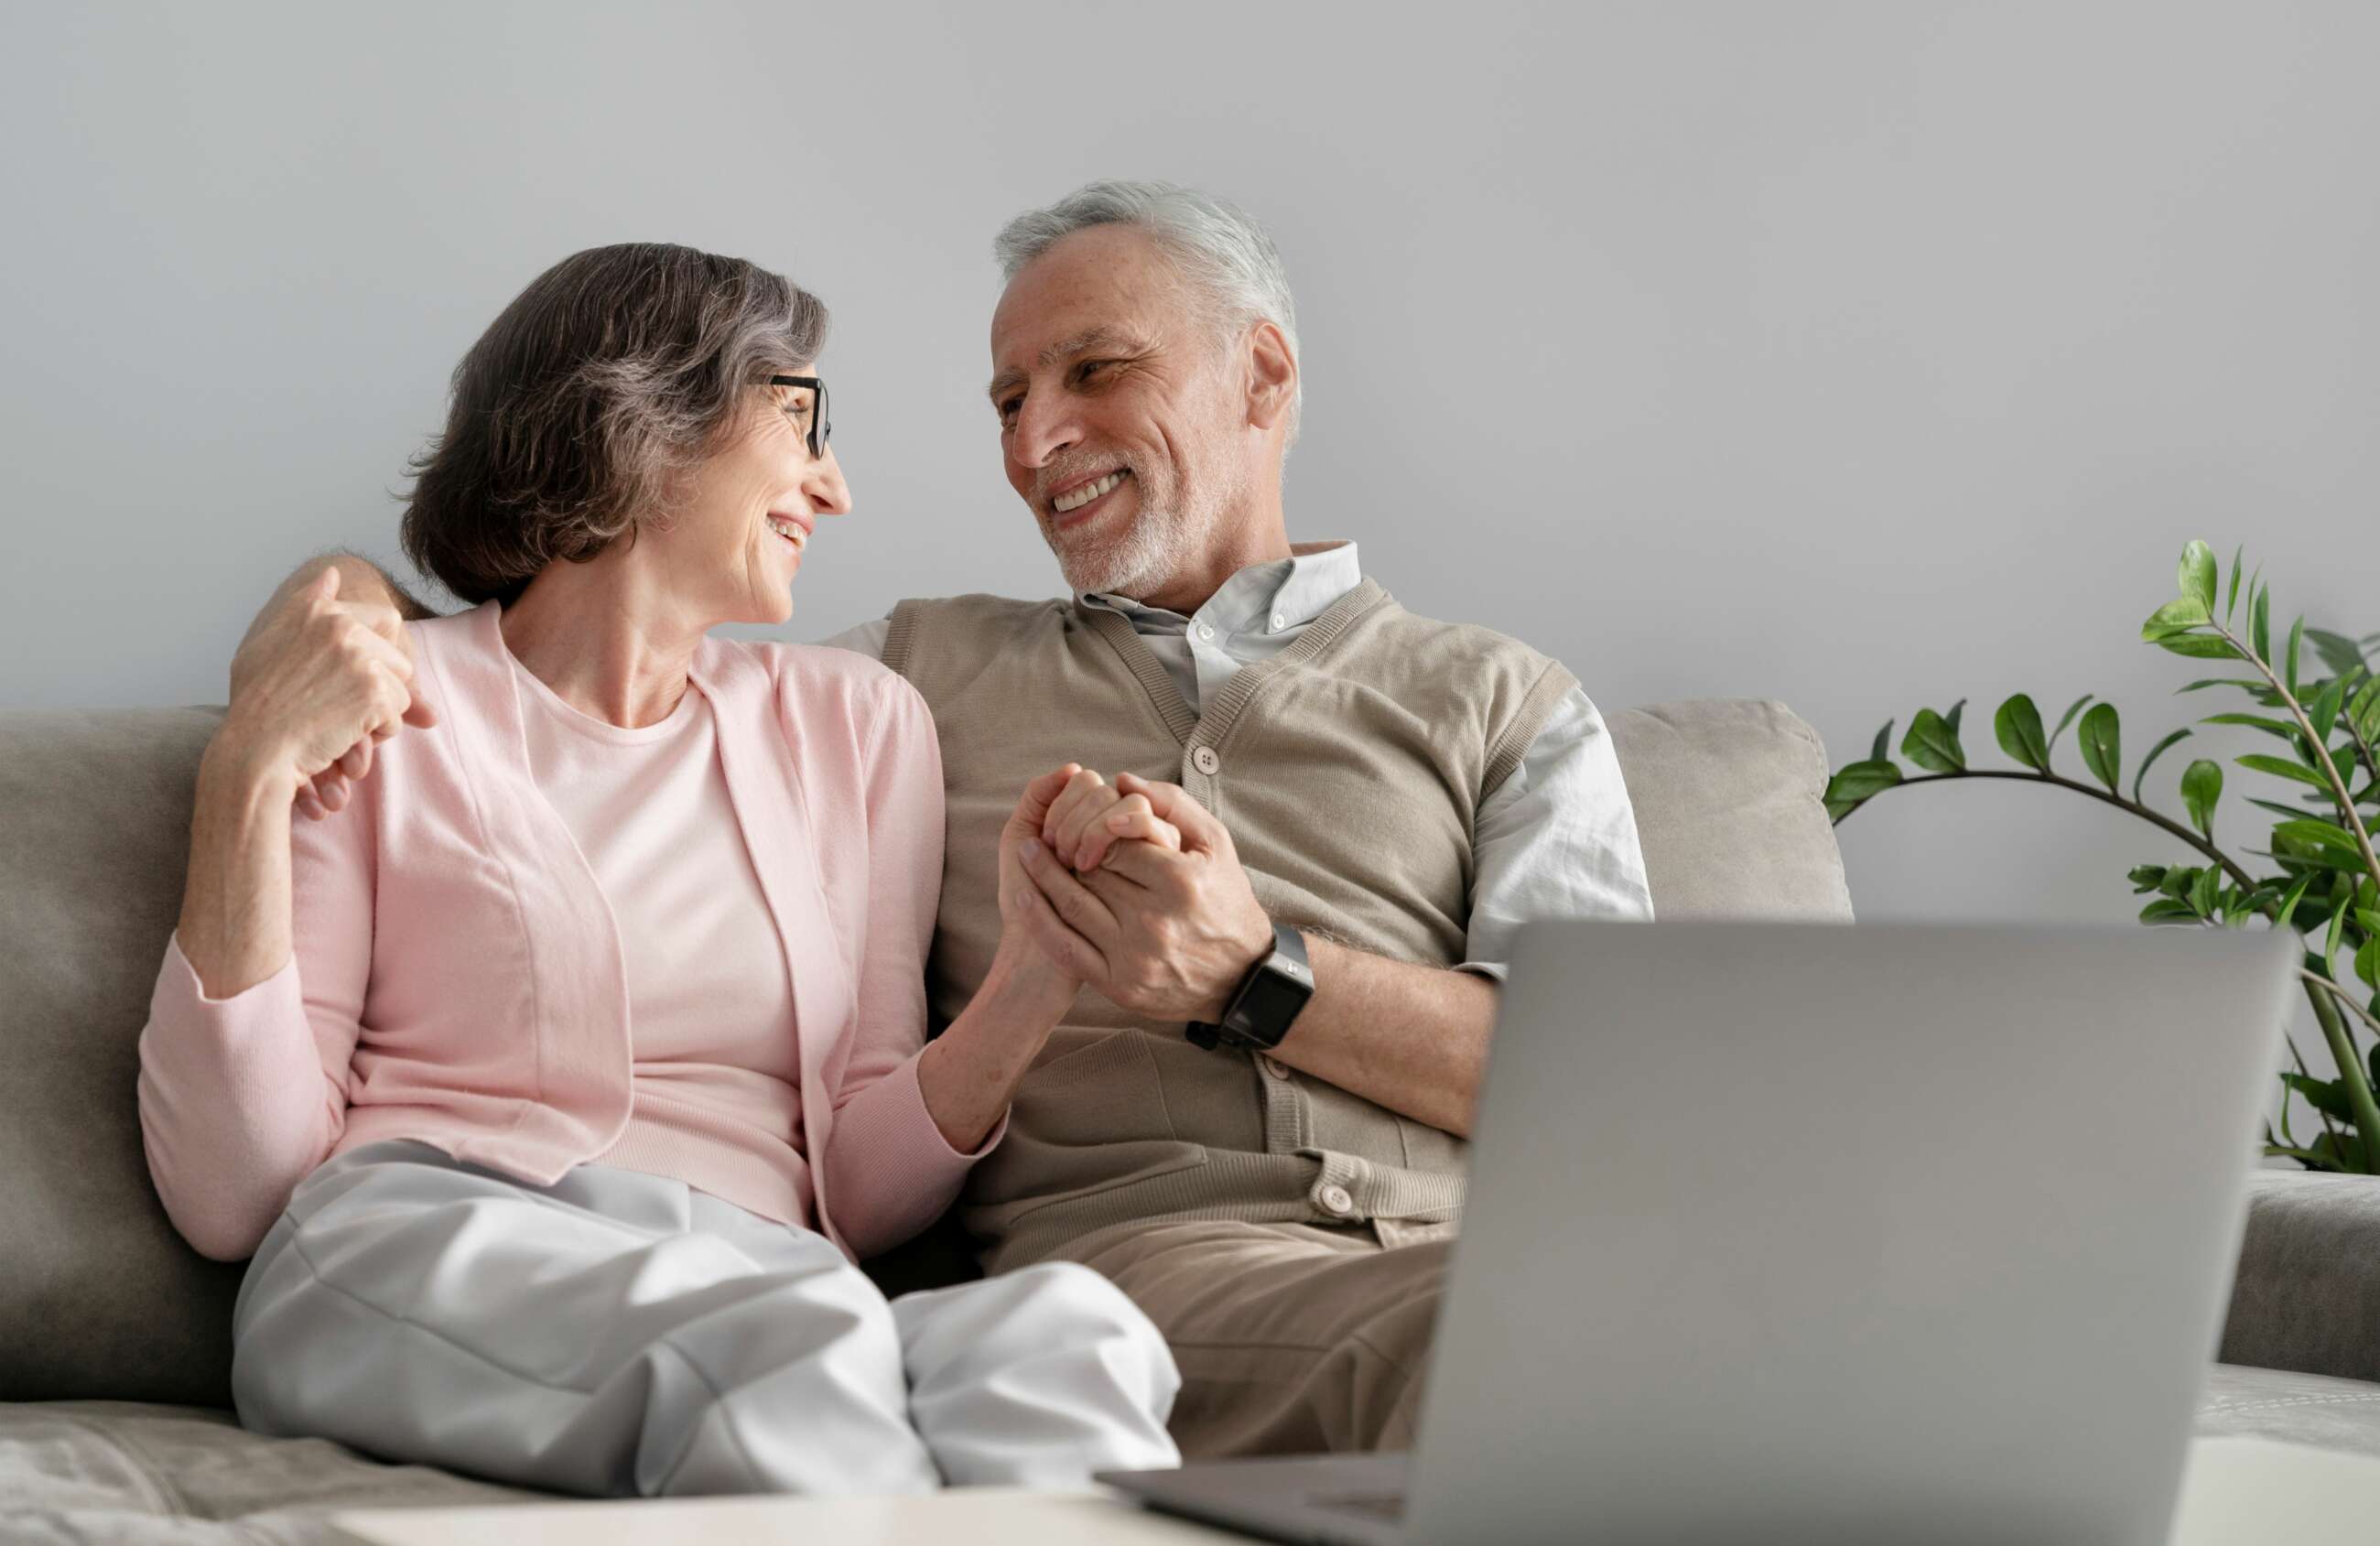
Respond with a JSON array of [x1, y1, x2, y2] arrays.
[[1186, 923, 1313, 1051]]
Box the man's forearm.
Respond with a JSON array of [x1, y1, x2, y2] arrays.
[[244, 554, 438, 651], [1265, 937, 1498, 1138]]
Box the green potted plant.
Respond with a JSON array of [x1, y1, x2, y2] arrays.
[[1824, 542, 2380, 1171]]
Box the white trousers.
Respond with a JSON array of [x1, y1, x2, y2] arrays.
[[231, 1141, 1180, 1497]]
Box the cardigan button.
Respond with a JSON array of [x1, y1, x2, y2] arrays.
[[1192, 746, 1222, 776]]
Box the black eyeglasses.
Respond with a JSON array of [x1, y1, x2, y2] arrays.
[[767, 375, 832, 459]]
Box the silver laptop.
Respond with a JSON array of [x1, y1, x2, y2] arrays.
[[1102, 921, 2296, 1545]]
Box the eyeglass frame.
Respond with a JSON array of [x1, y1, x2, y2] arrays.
[[766, 375, 831, 459]]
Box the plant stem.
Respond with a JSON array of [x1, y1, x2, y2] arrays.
[[2212, 622, 2380, 898], [2306, 982, 2380, 1171], [2345, 714, 2380, 803], [1872, 769, 2260, 892], [2304, 968, 2380, 1041], [2283, 1027, 2346, 1151]]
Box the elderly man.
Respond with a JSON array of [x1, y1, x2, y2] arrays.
[[256, 179, 1652, 1460]]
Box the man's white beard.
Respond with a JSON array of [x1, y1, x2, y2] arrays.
[[1047, 459, 1246, 602], [1053, 497, 1192, 599]]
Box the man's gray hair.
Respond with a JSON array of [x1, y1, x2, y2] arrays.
[[994, 179, 1302, 445]]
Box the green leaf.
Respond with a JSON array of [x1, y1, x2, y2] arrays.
[[2139, 898, 2201, 925], [2282, 1072, 2357, 1124], [2283, 1072, 2357, 1123], [2127, 863, 2169, 893], [1870, 719, 1895, 764], [2275, 873, 2314, 929], [2176, 677, 2269, 695], [2225, 544, 2244, 622], [1994, 695, 2050, 772], [2153, 635, 2245, 661], [2131, 728, 2192, 803], [2158, 866, 2199, 900], [2357, 935, 2379, 990], [2238, 881, 2287, 914], [2369, 1038, 2380, 1099], [2308, 628, 2368, 677], [2313, 1130, 2371, 1174], [2180, 759, 2223, 838], [2190, 866, 2221, 917], [2309, 677, 2346, 751], [2049, 696, 2094, 758], [2142, 596, 2212, 640], [2251, 580, 2270, 665], [2258, 846, 2371, 876], [1943, 698, 1967, 738], [2178, 541, 2218, 613], [1900, 708, 1966, 773], [2274, 818, 2364, 858], [2239, 753, 2332, 790], [2267, 1143, 2349, 1173], [2078, 702, 2122, 794], [2326, 898, 2352, 965], [2285, 615, 2305, 697], [2199, 711, 2303, 742], [1823, 760, 1902, 822], [2352, 676, 2380, 740], [2311, 741, 2360, 784]]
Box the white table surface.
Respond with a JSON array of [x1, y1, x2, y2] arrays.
[[331, 1436, 2380, 1545]]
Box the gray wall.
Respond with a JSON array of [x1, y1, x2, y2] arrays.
[[5, 2, 2375, 951]]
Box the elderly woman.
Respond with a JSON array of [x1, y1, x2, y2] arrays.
[[136, 243, 1181, 1497]]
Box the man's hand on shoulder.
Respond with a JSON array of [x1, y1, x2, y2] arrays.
[[234, 555, 441, 820]]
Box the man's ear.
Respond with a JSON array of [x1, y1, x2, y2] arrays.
[[1244, 320, 1297, 434]]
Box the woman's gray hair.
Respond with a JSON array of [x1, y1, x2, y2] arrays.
[[993, 179, 1302, 445], [401, 243, 828, 605]]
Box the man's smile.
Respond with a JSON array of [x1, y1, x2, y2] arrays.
[[1051, 468, 1132, 524]]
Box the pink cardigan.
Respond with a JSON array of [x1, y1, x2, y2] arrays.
[[138, 600, 987, 1263]]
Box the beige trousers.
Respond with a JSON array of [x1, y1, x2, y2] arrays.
[[1057, 1216, 1455, 1460]]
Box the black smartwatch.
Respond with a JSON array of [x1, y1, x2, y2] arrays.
[[1186, 924, 1314, 1052]]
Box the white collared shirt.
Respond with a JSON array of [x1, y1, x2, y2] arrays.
[[823, 540, 1653, 974]]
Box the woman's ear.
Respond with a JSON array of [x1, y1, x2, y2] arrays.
[[1244, 320, 1297, 434]]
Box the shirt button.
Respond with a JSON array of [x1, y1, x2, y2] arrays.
[[1318, 1184, 1356, 1217], [1260, 1054, 1291, 1080], [1196, 622, 1216, 642], [1271, 612, 1287, 632], [1191, 746, 1221, 775]]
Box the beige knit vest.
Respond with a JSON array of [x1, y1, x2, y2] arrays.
[[884, 580, 1577, 1270]]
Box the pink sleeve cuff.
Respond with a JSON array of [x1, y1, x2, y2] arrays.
[[824, 1048, 1005, 1259], [160, 932, 300, 1010]]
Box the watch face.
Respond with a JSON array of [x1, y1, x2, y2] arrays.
[[1237, 963, 1314, 1039]]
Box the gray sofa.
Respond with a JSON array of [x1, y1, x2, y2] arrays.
[[5, 700, 2378, 1542]]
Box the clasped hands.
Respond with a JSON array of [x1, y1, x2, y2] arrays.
[[998, 764, 1275, 1025]]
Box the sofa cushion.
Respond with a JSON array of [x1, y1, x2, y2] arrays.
[[0, 698, 1852, 1409], [0, 1400, 538, 1542], [2220, 1170, 2380, 1389], [2196, 1363, 2380, 1456], [1605, 699, 1855, 922], [0, 709, 244, 1409]]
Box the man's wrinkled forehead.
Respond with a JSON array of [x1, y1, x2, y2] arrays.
[[988, 227, 1185, 378]]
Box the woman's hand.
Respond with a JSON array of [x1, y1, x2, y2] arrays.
[[217, 567, 430, 805], [1038, 765, 1184, 873], [989, 768, 1095, 1009]]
